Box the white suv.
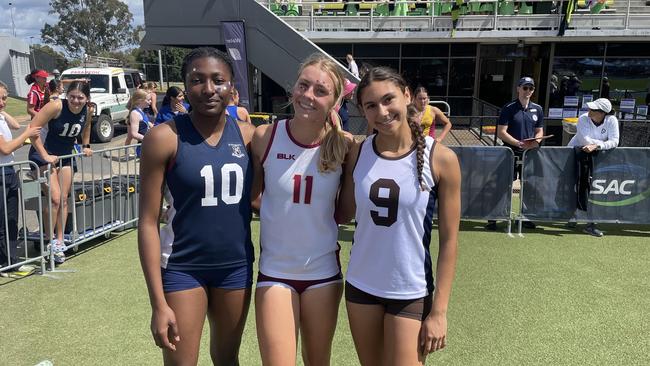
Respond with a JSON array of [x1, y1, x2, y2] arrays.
[[60, 67, 144, 142]]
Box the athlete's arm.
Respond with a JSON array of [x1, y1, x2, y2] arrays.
[[30, 100, 63, 164], [431, 106, 452, 142], [420, 144, 460, 355], [0, 111, 20, 130], [138, 122, 180, 351], [128, 110, 146, 142], [80, 103, 94, 156], [334, 135, 360, 224], [0, 124, 41, 155], [238, 107, 252, 124], [250, 123, 274, 209]]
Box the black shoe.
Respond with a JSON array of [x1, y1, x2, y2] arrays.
[[485, 221, 497, 231], [522, 221, 536, 229]]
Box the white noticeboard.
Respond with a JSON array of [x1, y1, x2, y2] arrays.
[[562, 108, 578, 118], [620, 98, 636, 112], [564, 96, 579, 107], [549, 108, 564, 119]]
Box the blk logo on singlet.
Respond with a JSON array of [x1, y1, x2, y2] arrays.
[[277, 153, 296, 160]]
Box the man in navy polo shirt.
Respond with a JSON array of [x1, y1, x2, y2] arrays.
[[486, 76, 545, 231]]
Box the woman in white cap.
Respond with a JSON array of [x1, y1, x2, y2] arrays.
[[568, 97, 619, 237]]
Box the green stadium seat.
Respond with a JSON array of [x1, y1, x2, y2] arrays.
[[518, 2, 534, 14], [375, 3, 390, 16], [346, 3, 359, 16], [441, 2, 454, 14], [469, 1, 482, 13], [480, 2, 496, 14], [270, 2, 285, 16], [285, 3, 300, 16], [498, 0, 516, 15]]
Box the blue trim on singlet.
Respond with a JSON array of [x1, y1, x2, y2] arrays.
[[421, 188, 438, 294], [226, 105, 243, 122], [164, 114, 253, 270], [421, 139, 439, 295], [134, 108, 150, 136]]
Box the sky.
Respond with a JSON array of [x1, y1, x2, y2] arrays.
[[0, 0, 144, 45]]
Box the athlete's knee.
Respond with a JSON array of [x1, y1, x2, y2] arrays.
[[210, 347, 240, 366]]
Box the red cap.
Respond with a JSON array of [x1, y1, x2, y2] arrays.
[[33, 70, 49, 79]]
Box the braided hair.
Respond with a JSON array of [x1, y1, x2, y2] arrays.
[[358, 67, 429, 191]]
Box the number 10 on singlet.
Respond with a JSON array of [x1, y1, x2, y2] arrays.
[[200, 164, 244, 206]]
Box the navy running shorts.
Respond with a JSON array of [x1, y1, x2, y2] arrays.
[[161, 264, 253, 293]]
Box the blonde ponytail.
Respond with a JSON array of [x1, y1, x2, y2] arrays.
[[319, 110, 348, 173]]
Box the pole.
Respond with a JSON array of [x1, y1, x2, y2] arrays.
[[29, 37, 36, 69], [157, 50, 164, 89], [9, 3, 16, 37]]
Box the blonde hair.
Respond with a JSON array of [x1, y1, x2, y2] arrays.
[[295, 53, 348, 173], [127, 89, 150, 113]]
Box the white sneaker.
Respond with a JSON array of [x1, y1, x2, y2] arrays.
[[48, 240, 66, 264]]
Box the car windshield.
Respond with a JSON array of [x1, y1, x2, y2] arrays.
[[61, 74, 110, 93]]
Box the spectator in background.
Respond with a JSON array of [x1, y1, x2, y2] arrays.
[[126, 89, 153, 157], [143, 82, 158, 121], [154, 86, 190, 125], [486, 76, 544, 231], [338, 79, 357, 132], [48, 80, 64, 102], [25, 69, 49, 119], [567, 98, 619, 237], [600, 77, 610, 99], [413, 86, 452, 142], [346, 53, 359, 78], [226, 88, 252, 123], [0, 81, 41, 277]]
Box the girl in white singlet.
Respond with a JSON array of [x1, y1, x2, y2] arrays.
[[251, 54, 352, 366], [337, 67, 461, 365]]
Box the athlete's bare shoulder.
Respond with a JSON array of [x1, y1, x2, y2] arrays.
[[143, 119, 178, 159], [237, 121, 256, 146], [251, 122, 276, 161], [431, 142, 459, 184]]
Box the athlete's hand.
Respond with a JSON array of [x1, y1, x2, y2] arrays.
[[151, 305, 181, 351], [44, 154, 59, 164], [175, 102, 187, 114], [82, 147, 93, 157], [419, 312, 447, 355], [25, 124, 42, 138], [582, 144, 599, 153], [522, 140, 539, 150]]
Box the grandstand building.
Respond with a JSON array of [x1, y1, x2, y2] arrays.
[[141, 0, 650, 145]]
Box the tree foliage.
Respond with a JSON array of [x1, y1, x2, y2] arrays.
[[135, 47, 191, 82], [41, 0, 139, 59]]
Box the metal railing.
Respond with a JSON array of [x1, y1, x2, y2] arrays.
[[0, 145, 141, 277], [256, 0, 650, 32]]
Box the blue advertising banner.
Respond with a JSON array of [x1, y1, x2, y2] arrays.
[[521, 148, 650, 223], [434, 146, 514, 220], [222, 21, 251, 110]]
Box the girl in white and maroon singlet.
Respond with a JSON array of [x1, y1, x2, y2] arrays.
[[337, 67, 461, 365], [251, 53, 352, 366]]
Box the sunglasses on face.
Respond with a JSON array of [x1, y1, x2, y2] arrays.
[[521, 86, 535, 91]]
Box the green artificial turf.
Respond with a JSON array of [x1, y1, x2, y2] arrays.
[[4, 96, 28, 119], [1, 221, 649, 365]]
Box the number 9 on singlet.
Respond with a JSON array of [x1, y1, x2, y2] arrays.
[[200, 164, 244, 206]]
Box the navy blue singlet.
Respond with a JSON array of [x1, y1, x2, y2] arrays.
[[159, 114, 253, 270], [30, 99, 87, 158], [134, 108, 150, 137]]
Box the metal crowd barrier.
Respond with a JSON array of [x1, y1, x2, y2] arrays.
[[0, 161, 46, 277], [0, 144, 141, 277]]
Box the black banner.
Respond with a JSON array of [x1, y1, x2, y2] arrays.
[[521, 148, 650, 223], [447, 146, 514, 220]]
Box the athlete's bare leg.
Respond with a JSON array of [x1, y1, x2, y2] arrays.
[[299, 282, 342, 366], [346, 301, 385, 366], [384, 314, 426, 366], [255, 285, 300, 365], [54, 166, 73, 243], [207, 287, 252, 366], [163, 287, 208, 366]]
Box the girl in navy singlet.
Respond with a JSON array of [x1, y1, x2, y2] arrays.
[[337, 67, 461, 365], [225, 88, 251, 123], [138, 48, 256, 366], [126, 89, 153, 156], [28, 81, 94, 264], [250, 54, 353, 366]]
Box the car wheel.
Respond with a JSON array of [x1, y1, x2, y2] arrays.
[[92, 114, 114, 143]]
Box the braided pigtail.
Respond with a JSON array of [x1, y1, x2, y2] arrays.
[[407, 115, 429, 191]]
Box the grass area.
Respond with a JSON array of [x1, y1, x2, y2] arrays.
[[4, 96, 28, 119], [1, 220, 649, 365]]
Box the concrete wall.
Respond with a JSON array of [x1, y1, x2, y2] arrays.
[[0, 34, 31, 98]]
